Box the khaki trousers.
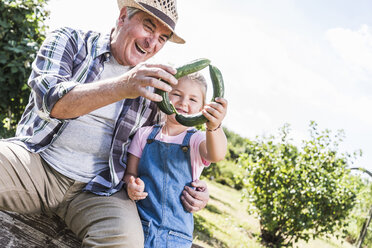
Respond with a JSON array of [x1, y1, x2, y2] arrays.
[[0, 141, 144, 248]]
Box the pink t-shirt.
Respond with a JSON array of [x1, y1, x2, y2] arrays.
[[128, 126, 210, 180]]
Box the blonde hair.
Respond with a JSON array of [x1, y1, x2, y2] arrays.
[[182, 72, 207, 105]]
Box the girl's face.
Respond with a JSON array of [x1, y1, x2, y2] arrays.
[[169, 78, 205, 116]]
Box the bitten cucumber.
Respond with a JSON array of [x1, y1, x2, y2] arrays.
[[156, 59, 224, 127], [175, 64, 225, 127], [156, 58, 211, 115]]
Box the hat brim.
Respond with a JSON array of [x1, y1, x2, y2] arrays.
[[117, 0, 185, 44]]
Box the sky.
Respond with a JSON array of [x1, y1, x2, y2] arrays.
[[46, 0, 372, 172]]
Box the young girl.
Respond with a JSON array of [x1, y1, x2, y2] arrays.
[[124, 72, 228, 248]]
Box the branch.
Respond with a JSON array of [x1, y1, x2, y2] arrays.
[[350, 167, 372, 178]]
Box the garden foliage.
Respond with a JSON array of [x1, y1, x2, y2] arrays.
[[0, 0, 49, 137], [1, 2, 369, 246], [239, 122, 359, 247]]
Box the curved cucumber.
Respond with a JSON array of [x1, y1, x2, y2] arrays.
[[175, 112, 207, 127], [156, 58, 211, 115], [156, 89, 174, 115], [175, 64, 225, 127], [174, 58, 211, 79], [210, 64, 225, 99]]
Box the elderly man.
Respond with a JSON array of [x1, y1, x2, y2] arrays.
[[0, 0, 209, 247]]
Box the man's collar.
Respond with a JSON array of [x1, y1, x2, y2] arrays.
[[95, 32, 111, 59]]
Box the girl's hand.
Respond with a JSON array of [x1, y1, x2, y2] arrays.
[[202, 97, 228, 131], [127, 176, 148, 201]]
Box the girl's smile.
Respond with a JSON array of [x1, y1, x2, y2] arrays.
[[169, 78, 205, 116]]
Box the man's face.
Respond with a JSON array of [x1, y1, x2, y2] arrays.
[[111, 8, 172, 66]]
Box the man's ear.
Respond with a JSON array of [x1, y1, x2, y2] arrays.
[[118, 7, 128, 24]]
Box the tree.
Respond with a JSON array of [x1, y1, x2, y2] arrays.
[[0, 0, 49, 137], [239, 122, 359, 247]]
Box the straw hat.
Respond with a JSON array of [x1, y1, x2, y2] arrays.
[[117, 0, 185, 44]]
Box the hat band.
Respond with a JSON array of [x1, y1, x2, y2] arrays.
[[139, 2, 176, 30]]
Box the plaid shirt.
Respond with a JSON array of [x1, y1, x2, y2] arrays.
[[8, 27, 159, 195]]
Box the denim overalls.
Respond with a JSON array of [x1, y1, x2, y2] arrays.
[[137, 125, 196, 248]]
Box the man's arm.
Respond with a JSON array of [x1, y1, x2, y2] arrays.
[[51, 63, 178, 119]]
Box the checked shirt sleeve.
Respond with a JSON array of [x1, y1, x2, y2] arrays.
[[27, 27, 82, 122]]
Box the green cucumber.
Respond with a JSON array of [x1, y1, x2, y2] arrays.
[[156, 89, 174, 115], [175, 64, 225, 127], [210, 64, 225, 100], [175, 112, 208, 127], [173, 58, 211, 79], [156, 58, 211, 115]]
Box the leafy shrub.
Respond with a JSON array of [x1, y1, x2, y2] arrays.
[[201, 127, 250, 190], [202, 160, 245, 190], [0, 0, 49, 137], [239, 122, 359, 247]]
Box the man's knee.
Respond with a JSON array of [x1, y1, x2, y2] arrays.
[[66, 190, 144, 247], [0, 141, 42, 213], [82, 218, 144, 248]]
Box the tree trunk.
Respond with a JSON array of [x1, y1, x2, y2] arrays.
[[356, 205, 372, 248]]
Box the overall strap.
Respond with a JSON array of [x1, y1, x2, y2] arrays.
[[181, 128, 197, 152], [147, 124, 162, 144]]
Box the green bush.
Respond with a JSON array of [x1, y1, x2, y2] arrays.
[[202, 160, 245, 190], [0, 0, 49, 137], [201, 127, 251, 190], [239, 122, 359, 247]]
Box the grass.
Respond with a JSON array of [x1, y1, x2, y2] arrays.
[[192, 179, 359, 248]]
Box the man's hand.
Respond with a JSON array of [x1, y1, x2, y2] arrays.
[[127, 176, 148, 201], [181, 179, 209, 213], [119, 63, 178, 102]]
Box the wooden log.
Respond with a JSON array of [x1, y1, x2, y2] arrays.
[[0, 211, 203, 247], [0, 211, 80, 247]]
